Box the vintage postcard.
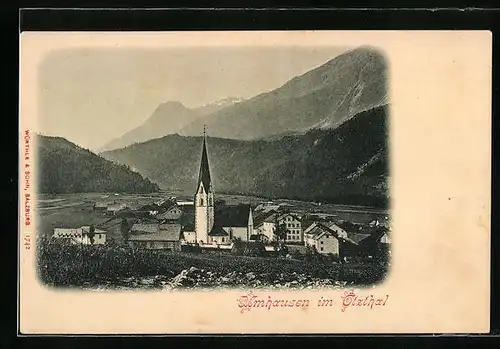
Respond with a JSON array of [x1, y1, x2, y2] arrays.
[[19, 31, 491, 334]]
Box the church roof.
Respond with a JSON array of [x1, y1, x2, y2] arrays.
[[214, 204, 251, 227], [209, 225, 229, 237], [197, 134, 212, 192]]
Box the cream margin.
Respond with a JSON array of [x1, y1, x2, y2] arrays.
[[19, 31, 491, 334]]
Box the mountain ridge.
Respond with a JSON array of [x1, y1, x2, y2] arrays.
[[37, 134, 159, 194], [98, 97, 246, 152], [178, 46, 387, 140], [101, 104, 389, 207], [99, 46, 387, 151]]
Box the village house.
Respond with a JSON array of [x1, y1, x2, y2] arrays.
[[357, 228, 392, 258], [254, 202, 281, 213], [130, 222, 159, 234], [277, 213, 303, 243], [53, 226, 107, 245], [137, 204, 159, 216], [303, 223, 358, 257], [106, 203, 127, 216], [94, 201, 108, 212], [252, 210, 277, 242], [249, 233, 270, 244], [127, 222, 182, 251], [156, 205, 183, 222]]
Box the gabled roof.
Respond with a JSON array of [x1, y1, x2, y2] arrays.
[[346, 232, 372, 244], [128, 223, 181, 241], [277, 212, 301, 222], [107, 204, 126, 211], [214, 204, 251, 227], [303, 222, 319, 235], [314, 223, 358, 245], [197, 134, 212, 192], [253, 210, 276, 227], [358, 228, 390, 246], [138, 204, 159, 211], [130, 223, 158, 234], [157, 206, 182, 221]]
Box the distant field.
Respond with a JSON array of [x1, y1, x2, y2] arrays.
[[35, 192, 388, 244]]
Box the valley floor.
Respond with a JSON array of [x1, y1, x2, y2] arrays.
[[35, 192, 390, 290]]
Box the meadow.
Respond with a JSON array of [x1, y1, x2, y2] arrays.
[[36, 238, 389, 290]]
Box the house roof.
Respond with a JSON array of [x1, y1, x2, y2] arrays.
[[130, 223, 158, 234], [214, 204, 251, 227], [128, 223, 181, 241], [209, 225, 229, 237], [157, 208, 182, 221], [158, 200, 177, 214], [358, 228, 389, 246], [253, 210, 276, 227], [139, 204, 159, 211], [314, 223, 358, 245], [249, 233, 268, 241], [277, 212, 301, 222], [107, 204, 125, 211], [346, 232, 372, 244], [303, 222, 318, 234]]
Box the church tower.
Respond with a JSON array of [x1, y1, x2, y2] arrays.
[[194, 127, 214, 244]]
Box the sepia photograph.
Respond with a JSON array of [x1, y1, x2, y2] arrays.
[[19, 31, 491, 334], [34, 44, 391, 291]]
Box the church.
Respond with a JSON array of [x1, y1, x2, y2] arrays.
[[183, 130, 254, 246]]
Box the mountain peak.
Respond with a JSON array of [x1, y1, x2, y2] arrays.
[[179, 45, 388, 139], [205, 96, 245, 108]]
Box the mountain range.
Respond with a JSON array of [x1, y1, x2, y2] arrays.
[[40, 45, 390, 206], [101, 105, 389, 207], [99, 46, 387, 151], [36, 135, 159, 194], [99, 97, 245, 152]]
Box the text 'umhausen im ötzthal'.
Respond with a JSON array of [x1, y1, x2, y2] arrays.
[[237, 290, 389, 313]]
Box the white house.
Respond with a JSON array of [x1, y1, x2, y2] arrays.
[[253, 210, 277, 241], [277, 213, 303, 243], [157, 205, 183, 221], [304, 223, 357, 256], [53, 226, 106, 245], [106, 203, 126, 216]]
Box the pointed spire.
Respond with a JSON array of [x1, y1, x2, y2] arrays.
[[198, 126, 212, 192]]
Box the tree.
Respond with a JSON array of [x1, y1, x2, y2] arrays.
[[88, 225, 96, 245], [121, 218, 129, 243]]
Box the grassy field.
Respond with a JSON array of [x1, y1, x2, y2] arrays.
[[36, 193, 163, 240], [37, 240, 388, 289]]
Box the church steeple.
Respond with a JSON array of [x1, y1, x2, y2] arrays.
[[197, 125, 212, 192], [194, 125, 214, 245]]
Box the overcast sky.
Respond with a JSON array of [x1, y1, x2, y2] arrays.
[[39, 46, 350, 151]]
